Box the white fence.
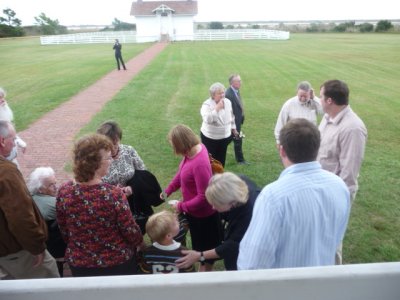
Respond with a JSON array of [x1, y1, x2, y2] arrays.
[[194, 29, 290, 41], [40, 30, 290, 45], [0, 262, 399, 300], [40, 31, 137, 45]]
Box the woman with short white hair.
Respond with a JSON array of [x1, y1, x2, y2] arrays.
[[176, 172, 260, 270], [27, 167, 57, 221], [200, 82, 238, 166]]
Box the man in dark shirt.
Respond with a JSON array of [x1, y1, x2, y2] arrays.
[[113, 39, 127, 70], [225, 74, 249, 164]]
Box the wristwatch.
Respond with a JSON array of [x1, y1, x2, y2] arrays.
[[199, 251, 206, 265]]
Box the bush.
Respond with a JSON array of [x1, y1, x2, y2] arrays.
[[358, 23, 374, 33], [376, 20, 393, 32], [0, 24, 24, 37], [209, 22, 223, 29]]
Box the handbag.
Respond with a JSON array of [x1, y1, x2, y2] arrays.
[[209, 153, 224, 174]]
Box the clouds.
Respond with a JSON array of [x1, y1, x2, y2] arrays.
[[0, 0, 398, 26]]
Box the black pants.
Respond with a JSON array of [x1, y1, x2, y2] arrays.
[[200, 132, 232, 167], [115, 54, 126, 70], [233, 136, 245, 162], [70, 257, 137, 277]]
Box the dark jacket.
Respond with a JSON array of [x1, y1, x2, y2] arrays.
[[0, 157, 48, 257], [215, 174, 260, 270], [126, 170, 164, 233], [225, 86, 244, 131]]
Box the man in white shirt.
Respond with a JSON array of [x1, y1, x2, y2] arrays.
[[238, 119, 350, 270], [274, 81, 323, 145]]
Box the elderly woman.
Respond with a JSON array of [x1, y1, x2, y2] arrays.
[[96, 121, 161, 234], [200, 82, 238, 167], [164, 124, 221, 271], [56, 134, 143, 277], [27, 167, 58, 221], [176, 172, 260, 271], [28, 166, 66, 276]]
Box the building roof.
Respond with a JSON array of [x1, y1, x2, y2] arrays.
[[131, 0, 198, 16]]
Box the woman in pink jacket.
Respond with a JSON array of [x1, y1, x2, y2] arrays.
[[164, 124, 221, 271]]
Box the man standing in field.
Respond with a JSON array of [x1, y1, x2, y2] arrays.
[[113, 39, 127, 71], [274, 81, 323, 145], [225, 74, 249, 165], [318, 79, 367, 264], [237, 119, 350, 270]]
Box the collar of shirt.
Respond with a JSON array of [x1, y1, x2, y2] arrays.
[[326, 105, 350, 124], [279, 161, 321, 179]]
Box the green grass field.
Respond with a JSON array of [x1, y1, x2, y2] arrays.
[[1, 33, 399, 265]]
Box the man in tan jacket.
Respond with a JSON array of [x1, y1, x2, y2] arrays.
[[0, 121, 59, 279]]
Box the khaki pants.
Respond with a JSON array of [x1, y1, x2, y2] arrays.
[[0, 250, 60, 279], [336, 191, 357, 265]]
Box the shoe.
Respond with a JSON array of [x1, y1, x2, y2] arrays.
[[238, 161, 250, 165]]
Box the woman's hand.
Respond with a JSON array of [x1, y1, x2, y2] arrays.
[[122, 186, 133, 196], [215, 98, 225, 111], [175, 250, 200, 269], [170, 201, 181, 213]]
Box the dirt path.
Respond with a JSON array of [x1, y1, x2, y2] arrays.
[[17, 42, 168, 183]]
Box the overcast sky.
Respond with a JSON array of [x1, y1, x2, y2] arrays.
[[0, 0, 398, 26]]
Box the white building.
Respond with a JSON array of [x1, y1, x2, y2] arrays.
[[131, 0, 198, 42]]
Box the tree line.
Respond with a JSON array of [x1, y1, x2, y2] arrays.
[[0, 8, 135, 38], [202, 20, 396, 33]]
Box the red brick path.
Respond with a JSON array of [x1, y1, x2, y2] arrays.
[[17, 42, 168, 183]]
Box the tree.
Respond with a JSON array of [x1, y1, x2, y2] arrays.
[[375, 20, 393, 32], [34, 13, 67, 35], [0, 8, 24, 37], [358, 23, 374, 33], [111, 18, 136, 31], [209, 21, 223, 30], [0, 8, 21, 26]]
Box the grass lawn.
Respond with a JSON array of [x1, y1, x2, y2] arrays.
[[0, 37, 150, 130], [1, 33, 399, 266]]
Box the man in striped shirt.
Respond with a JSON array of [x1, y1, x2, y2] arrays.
[[238, 119, 350, 269]]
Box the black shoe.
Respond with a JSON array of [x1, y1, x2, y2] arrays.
[[238, 161, 250, 165]]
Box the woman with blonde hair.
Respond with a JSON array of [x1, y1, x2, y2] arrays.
[[200, 82, 238, 166], [164, 124, 221, 271], [176, 172, 260, 270], [56, 134, 143, 277]]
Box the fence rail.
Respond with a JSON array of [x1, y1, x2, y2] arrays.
[[0, 263, 399, 300], [40, 30, 290, 45]]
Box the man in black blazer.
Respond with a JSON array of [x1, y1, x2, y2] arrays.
[[113, 39, 126, 70], [225, 74, 249, 165]]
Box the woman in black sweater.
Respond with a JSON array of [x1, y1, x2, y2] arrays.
[[176, 172, 260, 270]]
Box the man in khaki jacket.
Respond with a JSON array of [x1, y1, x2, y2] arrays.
[[0, 121, 59, 279]]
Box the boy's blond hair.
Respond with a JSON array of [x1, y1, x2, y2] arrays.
[[146, 210, 177, 242]]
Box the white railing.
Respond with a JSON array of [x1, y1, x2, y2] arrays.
[[194, 29, 290, 41], [40, 31, 137, 45], [40, 30, 290, 45], [0, 262, 399, 300]]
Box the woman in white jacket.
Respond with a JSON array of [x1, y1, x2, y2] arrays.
[[200, 82, 238, 167]]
